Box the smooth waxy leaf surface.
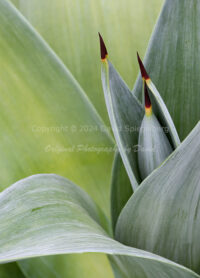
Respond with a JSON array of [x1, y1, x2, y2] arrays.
[[145, 79, 180, 148], [0, 174, 199, 278], [101, 60, 144, 190], [110, 152, 133, 231], [133, 0, 200, 140], [11, 0, 163, 125], [136, 54, 180, 149], [116, 122, 200, 274], [138, 113, 173, 179]]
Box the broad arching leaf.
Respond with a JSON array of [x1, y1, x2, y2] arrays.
[[133, 0, 200, 140], [116, 122, 200, 274], [0, 173, 199, 278]]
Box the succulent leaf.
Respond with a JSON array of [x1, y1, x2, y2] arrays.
[[100, 35, 144, 190], [138, 83, 173, 179], [116, 122, 200, 274], [137, 53, 180, 149], [0, 0, 199, 277]]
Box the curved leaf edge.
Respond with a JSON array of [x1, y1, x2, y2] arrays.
[[0, 173, 198, 277], [115, 122, 200, 273], [101, 59, 144, 191], [117, 120, 200, 208]]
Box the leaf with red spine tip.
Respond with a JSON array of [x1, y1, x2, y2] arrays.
[[137, 52, 149, 80], [136, 53, 180, 148], [98, 33, 108, 60]]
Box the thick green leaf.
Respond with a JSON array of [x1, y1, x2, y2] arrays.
[[133, 0, 200, 140], [110, 151, 133, 232], [0, 173, 199, 278], [101, 60, 144, 190], [11, 0, 163, 125], [116, 122, 200, 274]]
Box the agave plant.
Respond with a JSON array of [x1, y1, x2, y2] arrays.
[[0, 0, 200, 277]]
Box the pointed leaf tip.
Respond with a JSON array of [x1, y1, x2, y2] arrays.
[[137, 52, 149, 80], [98, 33, 108, 60], [144, 82, 151, 108]]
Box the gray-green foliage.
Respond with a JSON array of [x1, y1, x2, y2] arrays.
[[0, 0, 199, 277], [138, 112, 173, 179], [116, 123, 200, 274]]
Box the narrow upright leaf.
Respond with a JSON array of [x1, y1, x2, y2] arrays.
[[138, 83, 173, 179], [136, 53, 180, 148], [100, 34, 144, 190]]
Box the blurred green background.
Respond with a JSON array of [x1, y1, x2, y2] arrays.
[[12, 0, 163, 125]]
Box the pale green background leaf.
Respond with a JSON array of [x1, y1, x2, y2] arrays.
[[18, 254, 112, 278], [0, 0, 113, 215]]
